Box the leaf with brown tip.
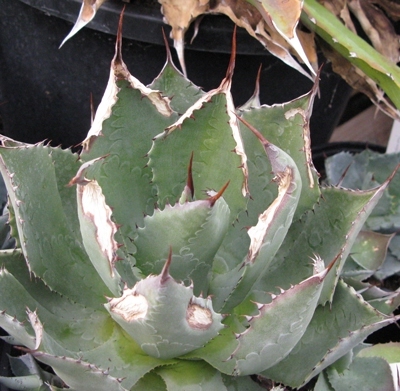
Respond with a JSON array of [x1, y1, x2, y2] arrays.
[[59, 0, 107, 48], [159, 0, 211, 76]]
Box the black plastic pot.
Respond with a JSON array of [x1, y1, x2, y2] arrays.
[[0, 0, 352, 148]]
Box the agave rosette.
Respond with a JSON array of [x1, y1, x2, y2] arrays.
[[0, 15, 399, 391]]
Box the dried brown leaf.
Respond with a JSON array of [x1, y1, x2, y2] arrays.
[[319, 38, 399, 118], [255, 0, 303, 39], [211, 0, 317, 77], [348, 0, 400, 63], [373, 0, 400, 20], [158, 0, 211, 74], [159, 0, 210, 41], [81, 0, 99, 21], [210, 0, 262, 29], [60, 0, 107, 47], [319, 0, 400, 63], [319, 0, 357, 32], [297, 29, 318, 66], [319, 0, 345, 17]]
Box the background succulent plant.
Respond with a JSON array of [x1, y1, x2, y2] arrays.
[[325, 149, 400, 302], [315, 149, 400, 391], [0, 14, 399, 391]]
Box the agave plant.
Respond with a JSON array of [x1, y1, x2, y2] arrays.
[[0, 14, 399, 391]]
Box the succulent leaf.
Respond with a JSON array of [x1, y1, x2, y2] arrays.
[[149, 40, 206, 114], [357, 342, 400, 362], [313, 371, 334, 391], [210, 85, 320, 290], [221, 373, 267, 391], [325, 356, 397, 391], [230, 260, 329, 376], [0, 353, 65, 390], [325, 149, 400, 231], [325, 149, 400, 314], [0, 311, 36, 352], [252, 185, 391, 305], [149, 95, 247, 223], [74, 325, 171, 390], [262, 279, 397, 388], [106, 254, 224, 359], [0, 145, 110, 307], [341, 230, 393, 281], [318, 343, 400, 391], [32, 353, 127, 391], [80, 77, 174, 236], [183, 313, 243, 375], [349, 281, 400, 315], [239, 85, 320, 219], [0, 373, 44, 390], [81, 16, 178, 244], [0, 250, 117, 357], [156, 360, 228, 391], [130, 371, 167, 391], [210, 125, 302, 312], [69, 158, 123, 297], [319, 180, 391, 304], [0, 266, 37, 336], [134, 192, 230, 295]]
